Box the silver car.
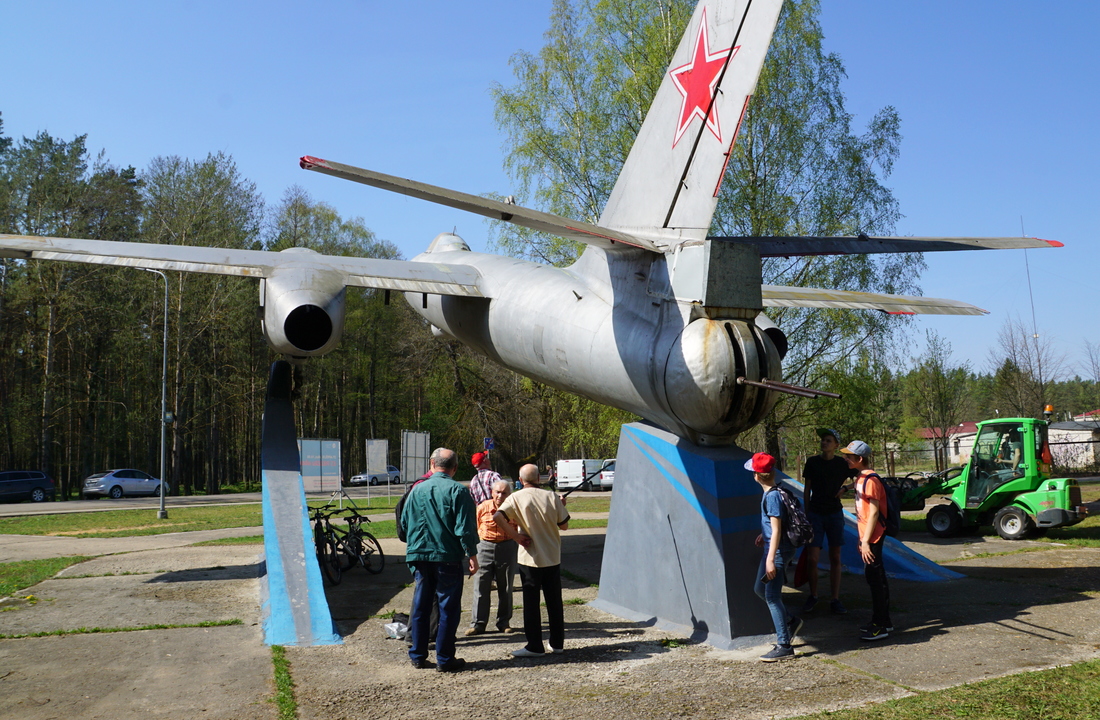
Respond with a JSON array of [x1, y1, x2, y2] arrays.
[[83, 469, 168, 499], [348, 466, 402, 486]]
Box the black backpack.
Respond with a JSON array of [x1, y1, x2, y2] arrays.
[[866, 473, 901, 538], [774, 484, 814, 547], [395, 477, 429, 542]]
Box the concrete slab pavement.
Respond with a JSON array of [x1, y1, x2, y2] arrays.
[[0, 522, 1098, 719]]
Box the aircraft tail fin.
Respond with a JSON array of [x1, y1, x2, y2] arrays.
[[599, 0, 783, 248]]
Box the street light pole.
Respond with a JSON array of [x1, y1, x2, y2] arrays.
[[144, 269, 169, 520]]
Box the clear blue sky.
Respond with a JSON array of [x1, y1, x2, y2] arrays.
[[3, 1, 1096, 379]]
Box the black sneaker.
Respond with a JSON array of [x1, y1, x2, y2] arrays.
[[410, 658, 432, 669], [760, 644, 795, 662], [859, 622, 894, 633], [788, 615, 804, 639], [437, 657, 468, 673], [830, 598, 847, 615], [802, 594, 818, 613], [860, 624, 890, 641]]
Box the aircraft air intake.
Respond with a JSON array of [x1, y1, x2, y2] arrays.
[[284, 305, 334, 353], [259, 266, 347, 358]]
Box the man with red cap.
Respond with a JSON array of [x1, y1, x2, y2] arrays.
[[469, 451, 502, 505], [748, 452, 802, 661]]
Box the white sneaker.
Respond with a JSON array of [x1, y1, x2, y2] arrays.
[[511, 647, 545, 658]]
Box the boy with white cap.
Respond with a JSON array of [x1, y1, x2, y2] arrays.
[[839, 440, 893, 641]]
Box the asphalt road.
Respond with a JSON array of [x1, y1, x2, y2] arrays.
[[0, 487, 615, 517]]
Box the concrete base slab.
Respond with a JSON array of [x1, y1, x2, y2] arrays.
[[0, 625, 275, 720], [0, 547, 261, 637]]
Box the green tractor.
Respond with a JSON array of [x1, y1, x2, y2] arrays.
[[896, 417, 1088, 540]]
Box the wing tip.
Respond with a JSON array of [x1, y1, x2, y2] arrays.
[[300, 155, 329, 170], [1038, 238, 1064, 248]]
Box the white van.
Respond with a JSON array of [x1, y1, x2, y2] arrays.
[[555, 459, 604, 491]]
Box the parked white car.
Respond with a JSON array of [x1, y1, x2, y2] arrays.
[[83, 469, 168, 499], [348, 466, 402, 486], [599, 459, 616, 489]]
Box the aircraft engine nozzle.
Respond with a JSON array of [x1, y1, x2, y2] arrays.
[[260, 269, 347, 358], [283, 304, 334, 352], [664, 318, 782, 441]]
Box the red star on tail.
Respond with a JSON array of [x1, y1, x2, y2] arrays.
[[669, 8, 737, 147]]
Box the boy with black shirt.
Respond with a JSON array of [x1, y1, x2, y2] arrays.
[[801, 428, 852, 614]]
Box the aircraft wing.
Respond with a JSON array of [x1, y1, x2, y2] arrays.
[[714, 235, 1062, 257], [762, 285, 988, 316], [0, 233, 484, 297], [300, 156, 662, 253]]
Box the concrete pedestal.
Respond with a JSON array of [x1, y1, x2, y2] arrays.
[[591, 423, 772, 649]]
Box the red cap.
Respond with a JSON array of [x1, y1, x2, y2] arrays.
[[744, 453, 776, 474], [471, 452, 488, 467]]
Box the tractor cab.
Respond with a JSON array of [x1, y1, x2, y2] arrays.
[[964, 421, 1031, 508]]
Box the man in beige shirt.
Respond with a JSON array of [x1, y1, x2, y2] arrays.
[[494, 463, 570, 657]]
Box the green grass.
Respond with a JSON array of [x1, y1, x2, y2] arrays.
[[561, 497, 611, 513], [795, 658, 1100, 720], [0, 505, 264, 538], [0, 556, 90, 596], [307, 496, 400, 512], [0, 618, 242, 639], [271, 645, 297, 720], [193, 535, 265, 546], [568, 518, 608, 529]]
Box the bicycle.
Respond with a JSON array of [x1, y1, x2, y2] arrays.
[[311, 507, 344, 585], [337, 512, 385, 575]]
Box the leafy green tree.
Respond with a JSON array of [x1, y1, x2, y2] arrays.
[[141, 153, 265, 494], [492, 0, 693, 265]]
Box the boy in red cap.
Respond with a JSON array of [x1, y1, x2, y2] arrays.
[[748, 452, 801, 661]]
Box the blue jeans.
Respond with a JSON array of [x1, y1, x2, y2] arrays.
[[409, 561, 464, 665], [753, 547, 792, 646]]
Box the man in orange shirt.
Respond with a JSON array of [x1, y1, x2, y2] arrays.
[[839, 440, 892, 641], [466, 479, 519, 636]]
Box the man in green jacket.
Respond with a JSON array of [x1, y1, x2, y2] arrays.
[[402, 447, 479, 672]]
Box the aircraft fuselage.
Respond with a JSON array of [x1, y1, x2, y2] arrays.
[[406, 234, 781, 445]]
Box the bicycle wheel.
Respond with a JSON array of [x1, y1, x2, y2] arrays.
[[339, 530, 361, 571], [317, 527, 342, 585], [360, 531, 385, 574]]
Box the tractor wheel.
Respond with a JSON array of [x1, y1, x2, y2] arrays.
[[926, 503, 961, 538], [993, 506, 1034, 540]]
